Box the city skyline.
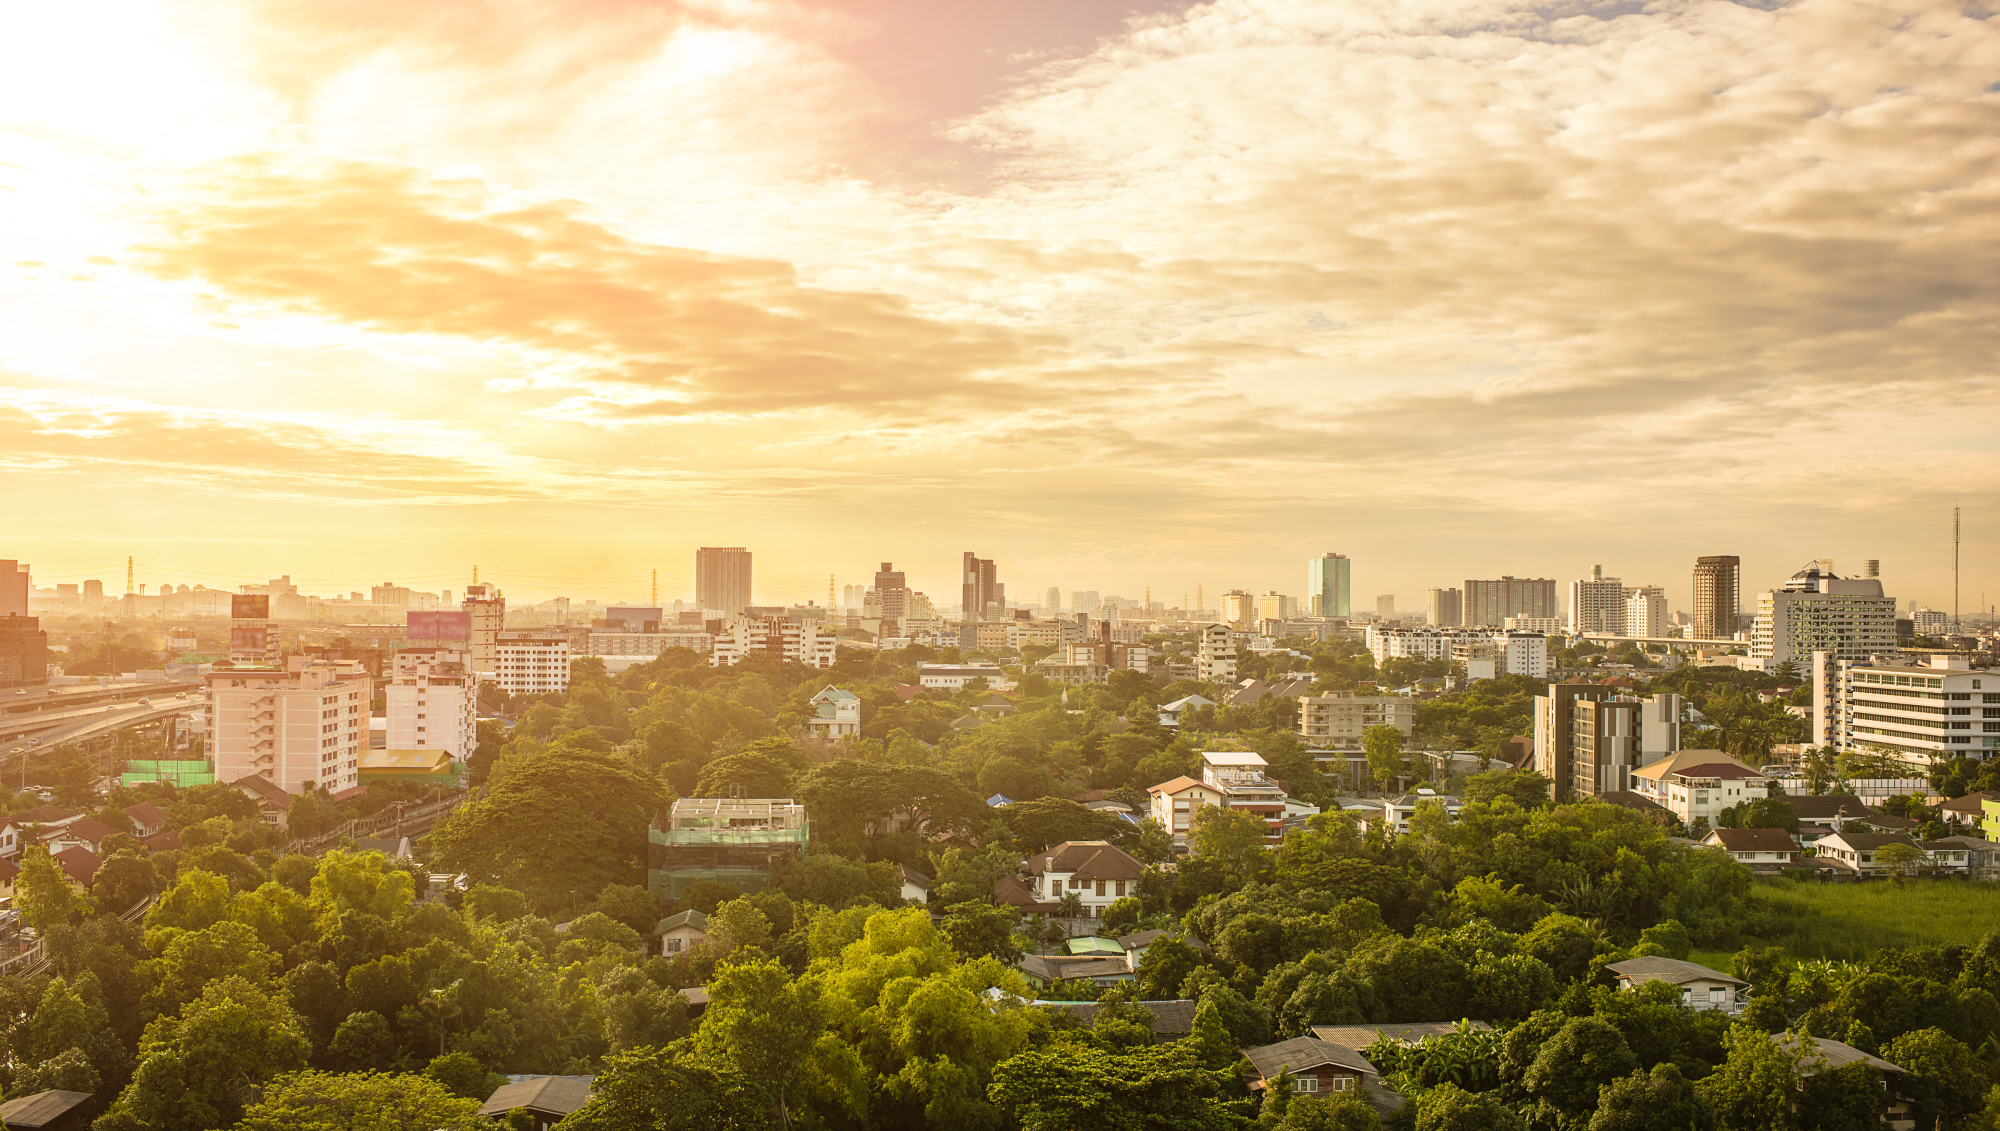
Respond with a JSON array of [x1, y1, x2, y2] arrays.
[[1, 0, 1995, 613]]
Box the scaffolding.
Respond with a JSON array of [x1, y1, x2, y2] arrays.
[[122, 759, 216, 788], [648, 798, 809, 900]]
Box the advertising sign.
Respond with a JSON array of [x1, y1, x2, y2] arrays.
[[406, 610, 472, 643], [230, 625, 269, 654], [231, 594, 270, 619]]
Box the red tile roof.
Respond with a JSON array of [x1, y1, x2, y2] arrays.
[[51, 846, 100, 887], [1025, 841, 1145, 882], [1706, 828, 1798, 853]]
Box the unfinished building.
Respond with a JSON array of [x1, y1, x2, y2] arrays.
[[648, 797, 810, 900]]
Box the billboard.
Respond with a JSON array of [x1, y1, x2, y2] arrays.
[[230, 625, 269, 655], [164, 662, 202, 680], [231, 594, 269, 619], [406, 610, 472, 644]]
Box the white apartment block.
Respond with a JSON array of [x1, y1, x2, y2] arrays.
[[385, 648, 479, 762], [1625, 587, 1670, 638], [1504, 617, 1564, 634], [1297, 693, 1415, 751], [207, 658, 370, 795], [1568, 571, 1626, 634], [1751, 565, 1897, 668], [916, 663, 1014, 691], [712, 618, 837, 669], [462, 583, 505, 677], [1365, 627, 1548, 679], [1813, 653, 2000, 763], [585, 629, 715, 672], [1912, 609, 1950, 635], [1197, 623, 1237, 684], [496, 632, 572, 696]]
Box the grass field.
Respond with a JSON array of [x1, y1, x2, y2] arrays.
[[1685, 879, 2000, 970]]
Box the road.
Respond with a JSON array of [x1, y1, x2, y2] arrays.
[[0, 683, 202, 744]]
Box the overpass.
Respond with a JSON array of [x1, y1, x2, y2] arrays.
[[0, 685, 203, 745], [1577, 633, 1743, 650]]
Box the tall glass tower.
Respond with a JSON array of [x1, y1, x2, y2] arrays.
[[1308, 553, 1351, 617]]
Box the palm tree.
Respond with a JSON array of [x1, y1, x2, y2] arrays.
[[1056, 890, 1085, 928]]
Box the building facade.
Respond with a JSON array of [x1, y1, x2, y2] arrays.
[[0, 616, 48, 688], [1196, 623, 1238, 684], [1427, 587, 1463, 627], [1297, 693, 1415, 752], [1220, 590, 1257, 628], [1366, 627, 1548, 679], [1813, 653, 2000, 762], [1624, 586, 1670, 638], [1691, 555, 1741, 641], [806, 686, 862, 740], [462, 583, 506, 676], [1751, 564, 1897, 668], [1308, 553, 1351, 618], [1628, 750, 1771, 826], [207, 658, 371, 795], [1567, 693, 1682, 797], [1465, 577, 1558, 628], [713, 618, 837, 669], [1569, 569, 1626, 635], [960, 551, 1004, 619], [495, 631, 571, 696], [384, 647, 479, 761], [695, 547, 753, 615]]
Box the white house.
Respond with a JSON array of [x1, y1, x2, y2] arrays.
[[655, 909, 709, 956], [1605, 958, 1747, 1014], [1628, 750, 1771, 827], [916, 664, 1014, 691], [806, 686, 862, 740], [1023, 841, 1145, 918]]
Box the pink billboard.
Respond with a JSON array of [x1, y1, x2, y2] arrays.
[[406, 610, 472, 643]]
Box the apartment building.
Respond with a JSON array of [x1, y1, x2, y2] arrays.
[[1220, 590, 1257, 628], [1197, 623, 1238, 684], [1624, 587, 1670, 638], [1309, 553, 1351, 617], [696, 547, 754, 616], [584, 628, 715, 672], [1427, 587, 1463, 627], [462, 583, 506, 676], [1465, 577, 1557, 628], [1536, 683, 1692, 798], [1813, 653, 2000, 763], [1751, 563, 1897, 668], [1628, 750, 1771, 826], [1569, 569, 1626, 635], [384, 648, 479, 761], [495, 631, 572, 696], [713, 618, 838, 669], [1366, 627, 1548, 679], [1691, 556, 1741, 641], [207, 658, 371, 795], [1297, 693, 1415, 752], [1148, 751, 1297, 847]]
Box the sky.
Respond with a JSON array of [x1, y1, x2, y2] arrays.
[[2, 0, 1996, 614]]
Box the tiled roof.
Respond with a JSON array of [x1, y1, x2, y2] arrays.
[[9, 807, 77, 826], [1147, 776, 1201, 796], [1026, 841, 1145, 881], [1606, 957, 1745, 987], [898, 865, 931, 890], [1705, 828, 1798, 853], [0, 1090, 93, 1128], [55, 817, 121, 845], [1823, 832, 1923, 851], [1788, 795, 1870, 821], [1596, 791, 1666, 813], [1939, 791, 2000, 815], [1242, 1037, 1377, 1080], [1775, 1034, 1904, 1077], [1670, 763, 1765, 781], [124, 802, 170, 827], [51, 846, 100, 887], [141, 830, 182, 852], [1312, 1022, 1492, 1049], [477, 1077, 594, 1118], [230, 774, 294, 811]]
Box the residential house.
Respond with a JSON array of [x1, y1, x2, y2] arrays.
[[476, 1077, 594, 1131], [1, 808, 78, 857], [1022, 841, 1145, 918], [654, 910, 709, 957], [1158, 694, 1215, 729], [1225, 678, 1315, 708], [1922, 839, 1975, 875], [42, 818, 120, 856], [898, 866, 931, 904], [1790, 794, 1874, 845], [1937, 791, 1998, 830], [124, 803, 169, 838], [1701, 828, 1800, 871], [1926, 835, 1999, 879], [0, 858, 17, 906], [1628, 750, 1771, 828], [140, 831, 181, 853], [1773, 1034, 1916, 1130], [1241, 1037, 1385, 1104], [1605, 957, 1747, 1013], [806, 687, 862, 741], [1017, 953, 1132, 989], [1147, 776, 1222, 849], [1065, 937, 1126, 958], [0, 1089, 94, 1131], [1116, 929, 1180, 965], [1311, 1021, 1493, 1052], [229, 774, 295, 829], [1815, 831, 1933, 876], [1380, 789, 1461, 836], [49, 847, 99, 892]]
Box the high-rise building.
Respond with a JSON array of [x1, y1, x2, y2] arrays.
[[1567, 567, 1625, 634], [960, 552, 1004, 620], [1624, 586, 1670, 638], [82, 579, 104, 606], [1197, 623, 1238, 683], [384, 648, 478, 761], [1220, 589, 1256, 628], [207, 658, 371, 795], [1813, 652, 2000, 761], [1070, 590, 1101, 614], [1692, 556, 1741, 641], [229, 594, 274, 667], [1427, 587, 1463, 627], [462, 583, 506, 676], [496, 630, 571, 696], [1045, 587, 1061, 613], [696, 547, 754, 615], [1751, 562, 1897, 668], [1536, 685, 1682, 798], [872, 563, 908, 624], [1257, 592, 1295, 622], [1376, 594, 1396, 618], [0, 561, 29, 618], [1465, 577, 1558, 628], [1308, 553, 1351, 617], [0, 616, 49, 688]]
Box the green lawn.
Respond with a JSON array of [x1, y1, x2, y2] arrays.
[[1687, 879, 2000, 970]]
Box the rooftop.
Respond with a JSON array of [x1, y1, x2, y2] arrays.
[[1242, 1037, 1377, 1081], [1606, 957, 1745, 987]]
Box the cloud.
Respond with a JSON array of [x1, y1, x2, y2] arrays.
[[138, 156, 1056, 422]]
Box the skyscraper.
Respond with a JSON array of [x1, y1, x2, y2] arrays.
[[1465, 577, 1558, 627], [1376, 594, 1396, 617], [961, 552, 1004, 619], [1568, 566, 1625, 634], [1308, 553, 1351, 617], [696, 547, 753, 615], [1045, 587, 1061, 613], [872, 562, 908, 623], [1427, 587, 1463, 627], [0, 560, 27, 618], [1692, 555, 1741, 640]]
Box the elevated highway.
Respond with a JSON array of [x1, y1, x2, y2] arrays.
[[0, 683, 203, 745]]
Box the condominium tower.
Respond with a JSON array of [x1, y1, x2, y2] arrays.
[[696, 547, 754, 616], [1308, 553, 1351, 617], [1465, 577, 1558, 628], [1692, 556, 1741, 641], [961, 552, 1005, 619]]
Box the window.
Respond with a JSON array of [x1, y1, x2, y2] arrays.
[[1710, 987, 1726, 1003], [664, 939, 682, 954], [1331, 1077, 1353, 1092], [1295, 1078, 1318, 1093]]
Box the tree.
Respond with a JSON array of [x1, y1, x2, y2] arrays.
[[1460, 770, 1553, 810], [1102, 897, 1143, 936], [92, 851, 160, 915], [1882, 1028, 1988, 1130], [988, 1041, 1247, 1131], [17, 846, 84, 933], [692, 958, 828, 1130], [561, 1044, 768, 1130], [425, 1051, 500, 1100], [1001, 798, 1137, 853], [1188, 804, 1275, 876], [1363, 726, 1405, 791], [1695, 1025, 1814, 1131], [1522, 1017, 1638, 1119], [692, 752, 796, 799], [587, 883, 663, 936], [1875, 842, 1929, 878], [429, 745, 663, 914], [1410, 1082, 1525, 1130], [1283, 1093, 1381, 1130], [326, 1010, 397, 1072], [235, 1070, 482, 1131], [941, 902, 1023, 963], [1589, 1064, 1715, 1131], [708, 898, 773, 954], [112, 975, 310, 1131]]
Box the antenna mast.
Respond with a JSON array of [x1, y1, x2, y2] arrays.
[[1954, 506, 1961, 633], [651, 568, 658, 607]]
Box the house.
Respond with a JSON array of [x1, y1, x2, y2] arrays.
[[1919, 839, 1974, 875], [1017, 953, 1131, 989], [1789, 795, 1873, 845], [1701, 828, 1800, 870], [1815, 831, 1929, 876], [1774, 1034, 1915, 1130], [123, 803, 169, 838], [49, 847, 100, 892], [898, 865, 931, 904], [1311, 1021, 1493, 1052], [8, 807, 80, 830], [1, 809, 79, 857], [1860, 812, 1922, 834], [1224, 679, 1314, 708], [1065, 936, 1126, 957], [0, 859, 17, 906], [476, 1076, 594, 1131], [1241, 1037, 1387, 1105], [1596, 792, 1669, 818], [0, 1089, 94, 1131], [1157, 694, 1215, 728], [654, 910, 709, 957], [1149, 752, 1303, 849], [1938, 791, 1999, 830], [1925, 835, 1998, 879], [1380, 790, 1461, 836], [1036, 998, 1198, 1039], [806, 687, 862, 741], [140, 831, 181, 853], [1605, 957, 1746, 1013], [1117, 929, 1176, 964], [1628, 751, 1772, 828], [229, 774, 294, 829], [1022, 841, 1146, 918], [41, 818, 120, 856], [993, 873, 1052, 915]]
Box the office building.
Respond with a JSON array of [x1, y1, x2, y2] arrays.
[[1428, 587, 1463, 628], [1297, 692, 1415, 752], [1568, 568, 1625, 635], [207, 657, 371, 795], [462, 583, 506, 676], [696, 547, 753, 615], [1220, 589, 1256, 628], [495, 630, 571, 696], [1070, 590, 1101, 614], [1257, 592, 1297, 622], [1751, 562, 1898, 668], [0, 561, 28, 618], [713, 617, 838, 669], [1691, 556, 1741, 641], [1045, 587, 1061, 613], [1625, 586, 1670, 638], [1308, 553, 1351, 617], [384, 648, 479, 761], [1375, 594, 1396, 618], [1465, 577, 1558, 627], [1197, 623, 1237, 684], [1813, 653, 2000, 762], [961, 551, 1005, 620], [0, 616, 49, 688]]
